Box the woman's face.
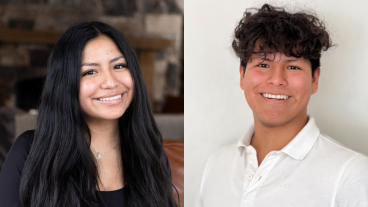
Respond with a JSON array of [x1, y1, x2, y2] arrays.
[[79, 36, 134, 121]]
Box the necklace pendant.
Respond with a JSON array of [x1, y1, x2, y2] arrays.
[[97, 152, 101, 160]]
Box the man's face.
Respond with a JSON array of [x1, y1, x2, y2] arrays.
[[240, 53, 320, 127]]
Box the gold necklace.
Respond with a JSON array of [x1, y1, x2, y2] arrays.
[[90, 143, 119, 160]]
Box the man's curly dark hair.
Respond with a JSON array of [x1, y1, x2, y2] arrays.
[[232, 4, 332, 75]]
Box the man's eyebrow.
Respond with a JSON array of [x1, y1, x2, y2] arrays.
[[285, 58, 299, 62], [81, 56, 125, 67], [252, 53, 273, 61], [263, 58, 274, 62], [252, 54, 301, 62], [252, 55, 273, 62]]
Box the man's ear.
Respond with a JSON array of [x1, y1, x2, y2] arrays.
[[312, 67, 320, 94], [240, 65, 245, 90]]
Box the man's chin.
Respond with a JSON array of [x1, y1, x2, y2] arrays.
[[255, 115, 293, 128], [255, 113, 308, 129], [260, 120, 287, 128]]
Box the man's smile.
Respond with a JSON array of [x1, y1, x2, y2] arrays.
[[261, 93, 291, 100]]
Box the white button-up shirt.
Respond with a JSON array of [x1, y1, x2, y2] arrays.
[[196, 118, 368, 207]]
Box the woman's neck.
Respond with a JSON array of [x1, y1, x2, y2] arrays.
[[86, 117, 120, 151]]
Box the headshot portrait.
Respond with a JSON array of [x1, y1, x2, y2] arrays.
[[0, 1, 183, 207], [185, 0, 368, 206]]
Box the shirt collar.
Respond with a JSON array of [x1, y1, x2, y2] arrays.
[[237, 117, 320, 160], [237, 123, 254, 155]]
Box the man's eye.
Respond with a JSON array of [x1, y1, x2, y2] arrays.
[[82, 70, 96, 76], [288, 66, 300, 70], [114, 64, 127, 69], [258, 64, 269, 68]]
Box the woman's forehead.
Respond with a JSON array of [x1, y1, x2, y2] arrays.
[[81, 36, 123, 62]]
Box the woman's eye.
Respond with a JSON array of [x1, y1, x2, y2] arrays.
[[82, 70, 96, 76], [288, 66, 300, 70], [114, 64, 127, 69], [258, 64, 269, 68]]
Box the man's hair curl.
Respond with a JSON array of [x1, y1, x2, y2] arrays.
[[232, 4, 333, 75]]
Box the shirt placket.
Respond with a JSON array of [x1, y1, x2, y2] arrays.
[[240, 146, 258, 206], [240, 149, 282, 207]]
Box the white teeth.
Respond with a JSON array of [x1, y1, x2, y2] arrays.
[[98, 94, 122, 101], [262, 93, 289, 100]]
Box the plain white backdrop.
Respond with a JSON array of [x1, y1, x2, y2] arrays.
[[184, 0, 368, 206]]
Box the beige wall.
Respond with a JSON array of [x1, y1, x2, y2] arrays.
[[185, 0, 368, 206]]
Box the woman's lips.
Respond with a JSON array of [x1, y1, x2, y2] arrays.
[[94, 93, 124, 105], [96, 94, 122, 101]]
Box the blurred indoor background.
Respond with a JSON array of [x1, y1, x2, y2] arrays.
[[0, 0, 184, 176]]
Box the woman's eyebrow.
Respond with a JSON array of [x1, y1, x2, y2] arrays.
[[81, 62, 99, 67], [81, 56, 125, 67], [110, 56, 125, 63]]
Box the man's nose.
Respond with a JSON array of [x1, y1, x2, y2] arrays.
[[266, 67, 287, 86]]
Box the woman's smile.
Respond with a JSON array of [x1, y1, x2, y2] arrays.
[[94, 93, 125, 105], [79, 35, 134, 121]]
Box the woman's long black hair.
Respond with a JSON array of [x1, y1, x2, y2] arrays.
[[19, 21, 177, 207]]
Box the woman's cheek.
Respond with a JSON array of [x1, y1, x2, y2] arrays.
[[119, 71, 134, 89], [79, 80, 99, 110], [80, 80, 96, 96]]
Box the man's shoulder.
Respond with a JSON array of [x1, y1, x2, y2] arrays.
[[316, 133, 365, 158], [204, 141, 240, 171], [200, 141, 242, 190], [333, 142, 368, 205], [312, 133, 368, 174], [208, 142, 238, 160]]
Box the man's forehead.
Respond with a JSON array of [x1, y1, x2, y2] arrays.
[[251, 52, 305, 62], [252, 39, 306, 62]]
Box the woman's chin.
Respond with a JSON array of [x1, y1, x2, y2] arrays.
[[85, 112, 126, 122], [100, 113, 125, 120]]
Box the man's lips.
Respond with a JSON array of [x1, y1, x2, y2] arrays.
[[261, 93, 291, 100]]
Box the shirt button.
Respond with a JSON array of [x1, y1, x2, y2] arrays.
[[246, 150, 251, 155], [246, 174, 253, 180]]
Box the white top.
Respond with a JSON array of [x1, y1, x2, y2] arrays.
[[196, 118, 368, 207]]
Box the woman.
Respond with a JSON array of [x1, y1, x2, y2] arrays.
[[0, 21, 178, 207]]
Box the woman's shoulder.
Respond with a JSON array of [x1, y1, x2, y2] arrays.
[[2, 130, 34, 170], [12, 130, 35, 154], [0, 130, 35, 204]]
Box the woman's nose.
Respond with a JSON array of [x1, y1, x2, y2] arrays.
[[101, 71, 119, 89]]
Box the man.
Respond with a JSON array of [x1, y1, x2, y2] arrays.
[[196, 4, 368, 207]]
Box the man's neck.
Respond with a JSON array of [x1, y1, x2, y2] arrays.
[[250, 114, 308, 166]]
